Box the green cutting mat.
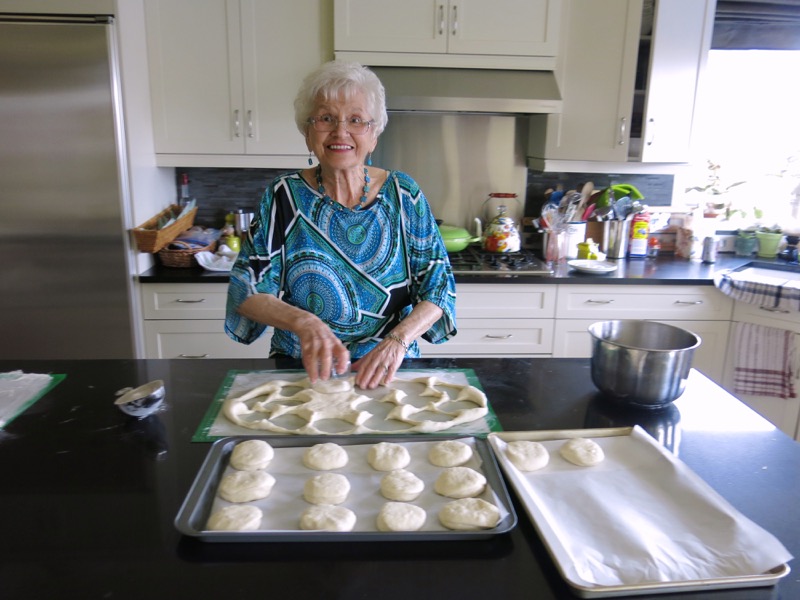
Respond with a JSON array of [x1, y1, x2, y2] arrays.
[[0, 372, 65, 430], [192, 368, 502, 442]]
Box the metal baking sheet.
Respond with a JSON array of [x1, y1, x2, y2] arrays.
[[192, 368, 502, 442], [488, 427, 791, 598], [175, 434, 517, 542]]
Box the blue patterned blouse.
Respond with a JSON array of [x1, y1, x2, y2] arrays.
[[225, 170, 457, 359]]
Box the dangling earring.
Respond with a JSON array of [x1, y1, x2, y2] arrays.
[[308, 151, 314, 166], [366, 152, 372, 167]]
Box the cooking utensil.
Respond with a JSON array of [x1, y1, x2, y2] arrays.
[[589, 320, 700, 408], [438, 224, 480, 253], [115, 379, 165, 418], [482, 204, 521, 253]]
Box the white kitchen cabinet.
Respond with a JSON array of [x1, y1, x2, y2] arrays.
[[551, 285, 733, 382], [528, 0, 715, 168], [721, 301, 800, 440], [141, 283, 270, 359], [334, 0, 560, 69], [419, 283, 556, 356], [144, 0, 331, 167], [528, 0, 641, 163]]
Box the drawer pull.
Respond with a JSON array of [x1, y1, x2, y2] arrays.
[[759, 305, 791, 314], [585, 299, 614, 304], [178, 353, 209, 359], [485, 334, 513, 339], [674, 300, 703, 306], [175, 298, 206, 304]]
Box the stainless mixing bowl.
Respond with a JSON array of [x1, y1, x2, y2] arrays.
[[588, 320, 701, 409]]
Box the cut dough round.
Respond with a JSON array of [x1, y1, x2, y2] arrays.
[[303, 472, 350, 505], [311, 378, 353, 394], [367, 442, 410, 471], [505, 440, 550, 472], [229, 439, 274, 471], [560, 437, 605, 467], [218, 470, 275, 503], [207, 504, 262, 531], [439, 498, 500, 531], [428, 440, 473, 467], [377, 502, 427, 532], [303, 442, 349, 470], [299, 505, 356, 532], [434, 466, 486, 499], [380, 468, 425, 501]]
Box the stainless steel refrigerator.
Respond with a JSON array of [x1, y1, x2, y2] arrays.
[[0, 15, 135, 359]]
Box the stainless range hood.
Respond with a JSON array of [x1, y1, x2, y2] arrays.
[[371, 66, 562, 115]]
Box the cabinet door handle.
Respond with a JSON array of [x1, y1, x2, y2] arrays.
[[179, 353, 209, 359], [175, 298, 206, 304], [646, 117, 655, 146], [485, 334, 513, 339], [233, 109, 241, 138], [760, 305, 791, 314], [451, 5, 458, 36], [586, 299, 614, 304], [246, 109, 254, 138], [617, 117, 627, 145], [674, 300, 703, 306], [438, 4, 445, 35]]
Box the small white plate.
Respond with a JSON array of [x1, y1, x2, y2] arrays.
[[568, 259, 618, 274]]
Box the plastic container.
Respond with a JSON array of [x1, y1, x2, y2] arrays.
[[628, 212, 650, 257]]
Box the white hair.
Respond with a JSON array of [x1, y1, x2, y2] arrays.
[[294, 61, 388, 137]]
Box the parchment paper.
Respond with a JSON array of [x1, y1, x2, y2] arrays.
[[489, 427, 793, 588], [204, 437, 508, 533]]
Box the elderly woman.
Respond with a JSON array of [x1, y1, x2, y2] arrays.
[[225, 61, 456, 389]]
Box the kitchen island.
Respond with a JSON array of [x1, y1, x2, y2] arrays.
[[0, 357, 796, 600]]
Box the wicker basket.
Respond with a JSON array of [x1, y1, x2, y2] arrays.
[[157, 240, 217, 268], [132, 205, 198, 253]]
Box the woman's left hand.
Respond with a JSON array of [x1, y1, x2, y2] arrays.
[[352, 338, 406, 389]]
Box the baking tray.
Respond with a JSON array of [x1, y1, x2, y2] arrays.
[[488, 427, 791, 598], [175, 434, 517, 542]]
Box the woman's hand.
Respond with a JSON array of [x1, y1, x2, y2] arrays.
[[295, 313, 351, 384], [352, 337, 406, 389]]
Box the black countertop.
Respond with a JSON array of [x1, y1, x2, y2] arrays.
[[1, 357, 797, 600], [139, 254, 760, 285]]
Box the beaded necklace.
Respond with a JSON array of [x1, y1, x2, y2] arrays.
[[316, 165, 370, 210]]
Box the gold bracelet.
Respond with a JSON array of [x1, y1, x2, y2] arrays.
[[385, 332, 409, 353]]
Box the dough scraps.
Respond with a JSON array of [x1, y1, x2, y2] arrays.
[[222, 375, 489, 435], [207, 504, 262, 531], [428, 439, 473, 467], [377, 502, 427, 532], [439, 498, 500, 531], [434, 466, 487, 499], [303, 442, 349, 470], [560, 437, 605, 467], [505, 440, 550, 472], [303, 472, 350, 505], [380, 468, 425, 501], [229, 439, 274, 471], [299, 505, 356, 532], [218, 470, 276, 503]]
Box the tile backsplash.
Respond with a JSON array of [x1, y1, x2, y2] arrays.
[[178, 167, 675, 230]]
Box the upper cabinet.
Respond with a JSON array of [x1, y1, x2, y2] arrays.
[[144, 0, 332, 168], [334, 0, 561, 70], [528, 0, 716, 170]]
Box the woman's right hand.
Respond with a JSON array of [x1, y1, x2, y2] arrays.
[[296, 314, 351, 384]]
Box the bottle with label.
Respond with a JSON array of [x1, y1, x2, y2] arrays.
[[628, 212, 650, 257], [179, 173, 191, 207]]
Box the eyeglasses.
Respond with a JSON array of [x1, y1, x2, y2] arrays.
[[307, 115, 374, 135]]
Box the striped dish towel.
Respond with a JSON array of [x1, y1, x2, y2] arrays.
[[732, 322, 798, 399]]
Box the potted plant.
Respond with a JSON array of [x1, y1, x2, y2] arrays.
[[755, 225, 783, 258]]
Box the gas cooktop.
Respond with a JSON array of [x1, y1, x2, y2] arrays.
[[447, 247, 553, 276]]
